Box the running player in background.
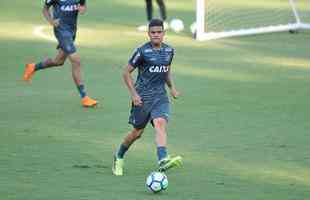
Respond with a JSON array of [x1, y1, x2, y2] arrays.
[[23, 0, 97, 107], [113, 19, 182, 176], [138, 0, 168, 31]]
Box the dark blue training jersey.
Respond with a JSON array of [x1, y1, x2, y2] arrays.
[[128, 42, 174, 101], [45, 0, 85, 30]]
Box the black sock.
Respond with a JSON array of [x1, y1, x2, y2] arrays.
[[145, 0, 153, 21], [77, 84, 87, 98], [117, 144, 129, 159], [156, 0, 167, 21], [35, 62, 44, 71]]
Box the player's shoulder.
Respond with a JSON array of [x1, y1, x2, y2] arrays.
[[45, 0, 58, 4], [162, 43, 174, 53], [136, 42, 153, 54]]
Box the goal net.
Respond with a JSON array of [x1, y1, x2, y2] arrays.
[[195, 0, 310, 41]]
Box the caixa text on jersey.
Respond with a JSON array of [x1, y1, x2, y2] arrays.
[[149, 65, 169, 73]]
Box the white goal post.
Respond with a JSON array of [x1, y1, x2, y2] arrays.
[[195, 0, 310, 41]]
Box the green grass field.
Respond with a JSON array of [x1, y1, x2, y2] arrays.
[[1, 0, 310, 199]]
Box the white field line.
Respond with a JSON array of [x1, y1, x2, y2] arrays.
[[33, 25, 56, 42]]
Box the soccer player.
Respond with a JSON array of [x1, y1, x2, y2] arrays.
[[138, 0, 168, 31], [22, 0, 97, 107], [112, 19, 182, 176]]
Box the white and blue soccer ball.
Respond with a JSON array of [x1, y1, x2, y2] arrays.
[[146, 171, 168, 193], [170, 19, 184, 33]]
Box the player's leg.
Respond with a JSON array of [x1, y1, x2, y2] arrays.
[[67, 52, 97, 107], [153, 117, 168, 159], [57, 29, 97, 107], [117, 128, 145, 158], [145, 0, 153, 21], [138, 0, 153, 31], [23, 49, 67, 82], [36, 49, 67, 70], [151, 102, 182, 172], [155, 0, 168, 29], [153, 117, 182, 172], [113, 104, 150, 176], [156, 0, 167, 21], [23, 27, 68, 82], [112, 128, 144, 176]]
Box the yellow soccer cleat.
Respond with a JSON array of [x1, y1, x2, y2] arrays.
[[158, 155, 182, 172], [23, 63, 36, 82], [81, 96, 97, 107], [112, 155, 124, 176]]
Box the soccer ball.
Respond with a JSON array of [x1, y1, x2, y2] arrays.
[[146, 171, 168, 193], [170, 19, 184, 33]]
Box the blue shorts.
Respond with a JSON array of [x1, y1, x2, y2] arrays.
[[54, 28, 77, 55], [128, 99, 170, 129]]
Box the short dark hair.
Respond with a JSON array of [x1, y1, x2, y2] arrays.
[[148, 19, 164, 29]]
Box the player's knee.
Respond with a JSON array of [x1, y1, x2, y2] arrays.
[[154, 118, 166, 127], [71, 57, 81, 67]]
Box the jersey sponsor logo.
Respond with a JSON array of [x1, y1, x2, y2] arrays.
[[144, 49, 153, 53], [149, 65, 169, 73], [61, 4, 79, 12], [164, 48, 173, 52]]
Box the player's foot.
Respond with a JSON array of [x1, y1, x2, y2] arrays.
[[158, 155, 182, 172], [23, 63, 36, 82], [81, 96, 97, 107], [112, 155, 124, 176]]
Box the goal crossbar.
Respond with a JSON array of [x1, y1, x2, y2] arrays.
[[195, 0, 310, 41]]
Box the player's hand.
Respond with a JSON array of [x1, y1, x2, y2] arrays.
[[170, 88, 180, 99], [132, 94, 143, 106], [78, 5, 87, 14], [50, 19, 60, 27]]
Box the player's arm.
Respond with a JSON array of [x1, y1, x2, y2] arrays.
[[165, 49, 180, 99], [123, 64, 142, 106], [125, 48, 143, 106], [42, 1, 59, 27], [165, 66, 180, 99], [78, 0, 87, 14]]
